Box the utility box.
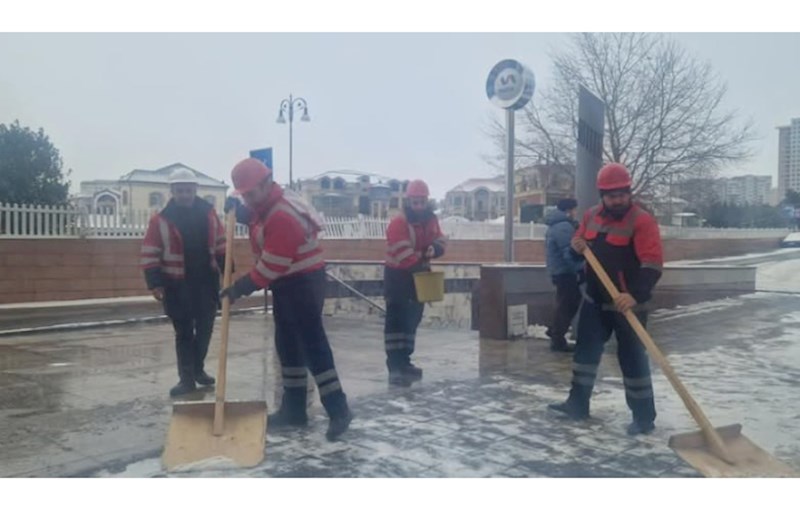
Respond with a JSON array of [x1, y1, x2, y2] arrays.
[[478, 264, 553, 340]]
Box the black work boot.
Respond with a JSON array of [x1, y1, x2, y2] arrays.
[[402, 364, 423, 380], [267, 387, 308, 431], [626, 420, 655, 436], [389, 370, 413, 387], [321, 391, 353, 441], [173, 333, 197, 396], [326, 409, 353, 441], [194, 370, 216, 386], [547, 399, 589, 420], [267, 408, 308, 429], [169, 380, 196, 397]]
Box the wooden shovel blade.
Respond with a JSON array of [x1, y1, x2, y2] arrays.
[[162, 400, 268, 472], [669, 424, 797, 477]]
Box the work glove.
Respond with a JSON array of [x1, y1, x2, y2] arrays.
[[224, 196, 252, 224], [224, 196, 241, 213], [220, 274, 259, 305]]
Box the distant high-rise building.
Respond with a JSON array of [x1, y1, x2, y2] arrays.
[[778, 118, 800, 198], [716, 175, 773, 205]]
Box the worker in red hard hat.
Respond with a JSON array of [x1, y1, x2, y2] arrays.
[[221, 158, 353, 442], [549, 162, 664, 436], [383, 179, 447, 386]]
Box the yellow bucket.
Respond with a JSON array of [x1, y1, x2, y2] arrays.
[[413, 271, 445, 302]]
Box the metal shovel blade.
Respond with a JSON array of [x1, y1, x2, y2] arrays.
[[669, 424, 797, 477], [162, 400, 268, 472]]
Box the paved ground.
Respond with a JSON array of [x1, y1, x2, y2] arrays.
[[2, 288, 800, 478]]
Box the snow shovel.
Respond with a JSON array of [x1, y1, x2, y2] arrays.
[[162, 209, 268, 471], [583, 247, 796, 477]]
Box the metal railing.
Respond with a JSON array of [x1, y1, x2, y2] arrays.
[[0, 202, 789, 241]]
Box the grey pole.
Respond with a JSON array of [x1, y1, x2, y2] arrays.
[[486, 59, 534, 262], [504, 109, 515, 263], [277, 94, 309, 191], [288, 94, 294, 190]]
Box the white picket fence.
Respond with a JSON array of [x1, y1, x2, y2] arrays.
[[0, 202, 789, 241], [0, 202, 252, 239]]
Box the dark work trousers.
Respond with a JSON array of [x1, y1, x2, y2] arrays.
[[270, 268, 349, 419], [549, 273, 582, 346], [567, 300, 656, 425], [167, 281, 218, 384], [384, 299, 425, 372]]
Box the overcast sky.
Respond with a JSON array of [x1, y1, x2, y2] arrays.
[[2, 32, 799, 199]]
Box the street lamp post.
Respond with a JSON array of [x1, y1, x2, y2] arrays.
[[276, 94, 310, 190]]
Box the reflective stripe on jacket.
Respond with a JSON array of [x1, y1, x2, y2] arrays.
[[246, 185, 326, 289]]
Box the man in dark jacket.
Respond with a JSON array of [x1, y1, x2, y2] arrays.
[[544, 198, 584, 352], [140, 168, 226, 397]]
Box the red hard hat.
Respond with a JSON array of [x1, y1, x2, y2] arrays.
[[405, 179, 430, 198], [596, 163, 632, 191], [231, 158, 272, 195]]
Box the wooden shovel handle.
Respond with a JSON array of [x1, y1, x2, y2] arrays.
[[582, 247, 735, 464], [213, 209, 236, 436]]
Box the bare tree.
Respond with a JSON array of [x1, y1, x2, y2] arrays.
[[486, 33, 755, 196]]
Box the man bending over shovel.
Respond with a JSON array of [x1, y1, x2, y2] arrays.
[[220, 158, 353, 442]]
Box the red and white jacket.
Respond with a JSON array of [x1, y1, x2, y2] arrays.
[[139, 203, 225, 285], [385, 213, 447, 269], [576, 203, 663, 305], [245, 185, 326, 289]]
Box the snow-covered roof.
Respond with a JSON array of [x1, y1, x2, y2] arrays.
[[448, 176, 505, 193], [307, 169, 404, 185], [120, 163, 227, 188]]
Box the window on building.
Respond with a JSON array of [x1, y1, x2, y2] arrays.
[[333, 177, 345, 190], [149, 192, 164, 207], [390, 180, 400, 192], [402, 181, 409, 192], [320, 177, 331, 190], [122, 190, 128, 206], [454, 196, 462, 206]]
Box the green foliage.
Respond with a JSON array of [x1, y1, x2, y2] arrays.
[[0, 120, 70, 205], [783, 190, 800, 207]]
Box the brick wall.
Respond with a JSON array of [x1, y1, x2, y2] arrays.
[[0, 236, 780, 304]]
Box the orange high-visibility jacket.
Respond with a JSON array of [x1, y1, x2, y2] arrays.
[[245, 184, 326, 289], [576, 203, 663, 304], [385, 213, 446, 269], [140, 201, 225, 287]]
